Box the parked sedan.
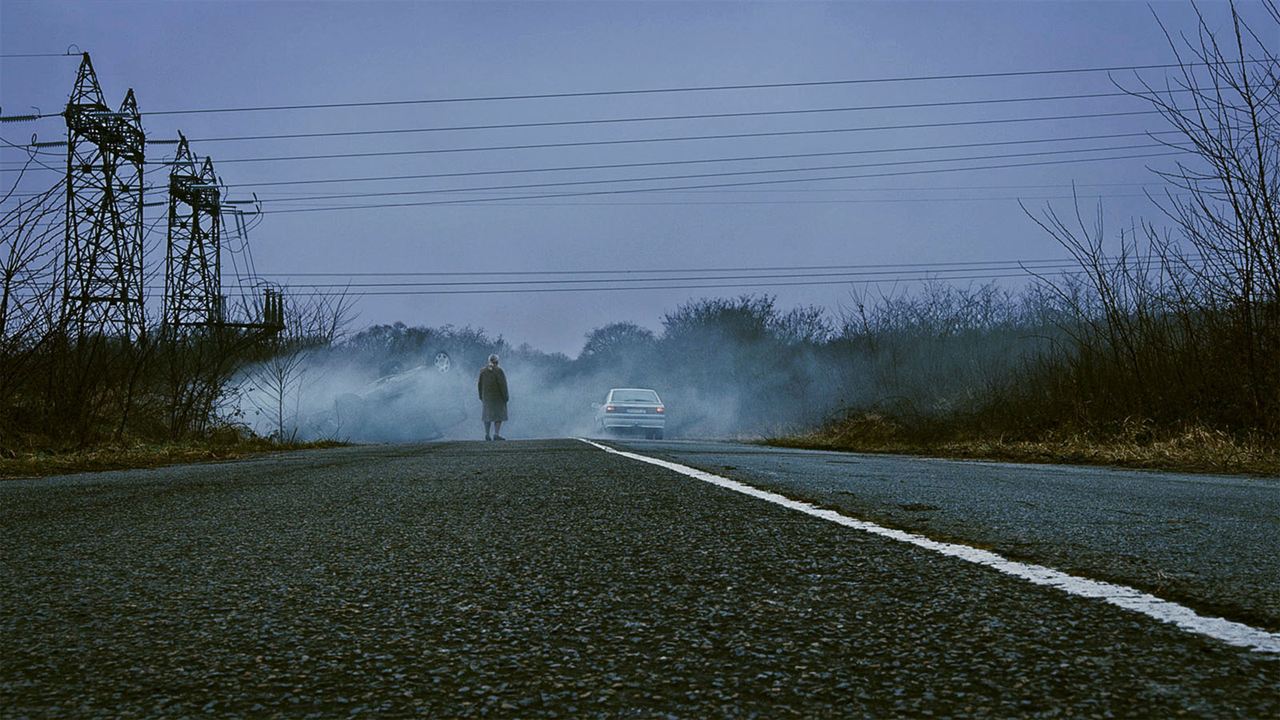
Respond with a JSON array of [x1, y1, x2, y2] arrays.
[[595, 388, 666, 439]]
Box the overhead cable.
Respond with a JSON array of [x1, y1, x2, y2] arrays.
[[259, 150, 1184, 214], [230, 131, 1181, 190], [208, 270, 1097, 296], [135, 61, 1218, 116], [122, 89, 1183, 146], [3, 128, 1178, 176], [250, 142, 1172, 204], [144, 110, 1162, 166], [250, 193, 1170, 207], [254, 256, 1142, 277], [12, 264, 1168, 296], [251, 262, 1107, 288]]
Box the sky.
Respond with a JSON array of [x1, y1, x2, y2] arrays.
[[2, 0, 1275, 356]]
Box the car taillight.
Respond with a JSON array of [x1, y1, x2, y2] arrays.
[[655, 406, 664, 413], [605, 405, 616, 412]]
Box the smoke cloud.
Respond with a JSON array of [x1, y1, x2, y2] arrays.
[[231, 290, 1049, 442]]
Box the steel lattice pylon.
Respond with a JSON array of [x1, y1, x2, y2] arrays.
[[63, 53, 146, 341], [164, 134, 223, 331]]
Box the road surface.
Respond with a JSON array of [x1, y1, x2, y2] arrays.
[[630, 439, 1280, 631], [2, 439, 1277, 717]]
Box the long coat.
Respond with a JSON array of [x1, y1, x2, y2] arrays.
[[477, 365, 510, 422]]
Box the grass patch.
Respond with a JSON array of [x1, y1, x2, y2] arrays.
[[0, 437, 347, 480], [769, 413, 1280, 477]]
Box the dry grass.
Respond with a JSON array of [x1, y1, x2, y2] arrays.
[[0, 438, 346, 480], [770, 414, 1280, 477]]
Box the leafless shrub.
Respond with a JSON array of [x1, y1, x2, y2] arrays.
[[238, 290, 355, 442], [835, 281, 1052, 420], [0, 169, 64, 432], [1018, 1, 1280, 436]]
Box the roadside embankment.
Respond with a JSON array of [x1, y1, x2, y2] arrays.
[[0, 438, 346, 480], [769, 413, 1280, 477]]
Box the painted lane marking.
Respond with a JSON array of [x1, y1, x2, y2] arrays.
[[577, 438, 1280, 654]]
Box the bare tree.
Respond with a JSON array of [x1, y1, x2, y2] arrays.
[[1022, 1, 1280, 433], [241, 290, 354, 442], [1133, 0, 1280, 428], [0, 160, 65, 437]]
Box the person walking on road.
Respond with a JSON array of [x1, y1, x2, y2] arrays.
[[478, 354, 510, 441]]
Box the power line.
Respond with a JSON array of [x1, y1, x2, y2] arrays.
[[2, 58, 1260, 125], [260, 192, 1167, 207], [593, 182, 1166, 193], [0, 181, 1174, 200], [142, 110, 1162, 167], [260, 150, 1184, 215], [33, 87, 1170, 145], [120, 88, 1178, 146], [259, 262, 1095, 288], [133, 61, 1209, 117], [3, 151, 1181, 209], [233, 270, 1095, 296], [6, 268, 1116, 297], [0, 46, 81, 59], [0, 112, 1171, 173], [259, 257, 1099, 278], [250, 142, 1171, 204], [229, 131, 1181, 190], [262, 263, 1068, 278], [17, 255, 1190, 288], [1, 128, 1180, 180]]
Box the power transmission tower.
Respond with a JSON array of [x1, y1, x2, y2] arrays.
[[164, 134, 223, 331], [62, 53, 146, 341]]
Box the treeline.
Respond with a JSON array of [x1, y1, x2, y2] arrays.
[[301, 288, 1048, 440], [321, 298, 856, 438]]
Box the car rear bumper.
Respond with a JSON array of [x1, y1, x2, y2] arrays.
[[601, 417, 666, 429]]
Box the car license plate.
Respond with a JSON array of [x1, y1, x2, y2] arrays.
[[626, 409, 646, 414]]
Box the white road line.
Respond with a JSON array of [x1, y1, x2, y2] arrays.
[[578, 438, 1280, 655]]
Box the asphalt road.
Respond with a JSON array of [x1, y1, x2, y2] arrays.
[[2, 439, 1277, 718], [627, 439, 1280, 632]]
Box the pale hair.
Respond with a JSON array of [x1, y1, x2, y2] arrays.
[[488, 354, 500, 365]]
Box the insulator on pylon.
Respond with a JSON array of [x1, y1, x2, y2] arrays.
[[261, 289, 284, 334]]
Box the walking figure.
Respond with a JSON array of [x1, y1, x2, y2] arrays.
[[478, 354, 509, 441]]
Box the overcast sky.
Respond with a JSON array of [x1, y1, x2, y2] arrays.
[[2, 1, 1273, 355]]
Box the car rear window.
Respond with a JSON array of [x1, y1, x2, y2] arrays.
[[611, 389, 660, 403]]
